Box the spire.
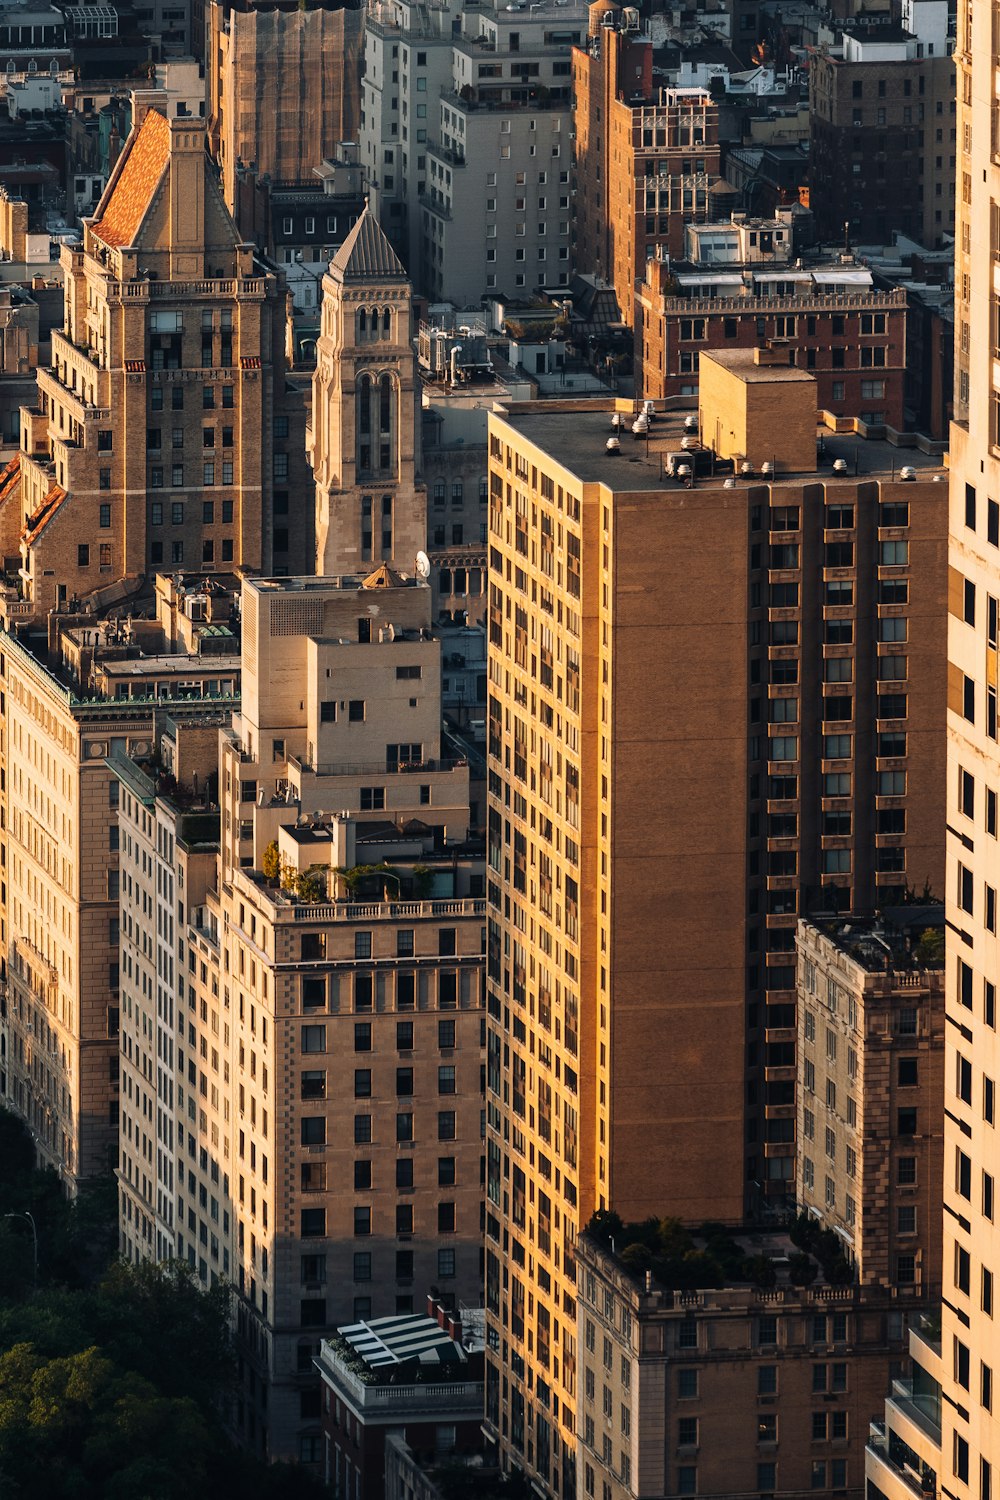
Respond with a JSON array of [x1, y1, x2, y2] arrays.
[[330, 204, 407, 282]]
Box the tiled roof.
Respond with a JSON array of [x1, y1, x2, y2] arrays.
[[0, 454, 20, 508], [330, 205, 406, 282], [91, 109, 170, 249], [21, 483, 67, 546]]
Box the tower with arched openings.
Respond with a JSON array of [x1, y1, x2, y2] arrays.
[[310, 205, 426, 575]]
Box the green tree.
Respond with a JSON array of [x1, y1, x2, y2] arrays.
[[261, 840, 281, 884]]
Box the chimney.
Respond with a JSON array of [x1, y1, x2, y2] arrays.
[[446, 1314, 463, 1343], [130, 88, 168, 132]]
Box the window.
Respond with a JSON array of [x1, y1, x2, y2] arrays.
[[354, 1207, 372, 1236], [301, 1208, 325, 1237]]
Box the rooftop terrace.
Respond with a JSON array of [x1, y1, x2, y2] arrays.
[[495, 399, 949, 489]]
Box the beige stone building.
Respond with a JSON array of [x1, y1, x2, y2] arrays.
[[0, 91, 310, 613], [795, 910, 945, 1293], [578, 1228, 922, 1500], [113, 569, 485, 1466], [309, 209, 427, 577], [0, 602, 240, 1194], [482, 374, 947, 1491]]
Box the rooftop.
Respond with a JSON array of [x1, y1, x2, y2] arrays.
[[90, 107, 169, 249], [329, 204, 407, 283], [336, 1311, 481, 1372], [494, 400, 948, 489], [805, 905, 945, 974], [702, 346, 817, 384]]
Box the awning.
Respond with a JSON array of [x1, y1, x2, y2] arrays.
[[676, 272, 744, 288], [812, 268, 873, 286]]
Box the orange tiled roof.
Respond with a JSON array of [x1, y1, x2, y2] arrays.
[[21, 483, 67, 546], [91, 110, 170, 249], [0, 454, 20, 507]]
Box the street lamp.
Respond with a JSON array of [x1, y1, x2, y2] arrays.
[[3, 1211, 38, 1285]]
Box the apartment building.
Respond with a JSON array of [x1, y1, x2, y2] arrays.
[[636, 245, 909, 431], [795, 910, 945, 1292], [809, 3, 955, 250], [360, 0, 584, 302], [0, 600, 239, 1193], [310, 206, 426, 577], [572, 4, 723, 330], [202, 572, 485, 1463], [933, 0, 1000, 1482], [115, 713, 228, 1270], [578, 1228, 921, 1500], [482, 363, 946, 1491], [359, 0, 459, 271], [0, 91, 310, 610]]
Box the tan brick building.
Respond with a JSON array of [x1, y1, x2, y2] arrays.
[[572, 4, 724, 329], [482, 376, 947, 1492], [796, 911, 945, 1293], [578, 1228, 922, 1500], [0, 91, 310, 613], [113, 570, 486, 1466]]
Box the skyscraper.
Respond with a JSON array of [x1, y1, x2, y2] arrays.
[[935, 0, 1000, 1487], [482, 367, 947, 1492]]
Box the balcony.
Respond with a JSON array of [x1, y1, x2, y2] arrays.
[[866, 1423, 936, 1500], [886, 1378, 941, 1450]]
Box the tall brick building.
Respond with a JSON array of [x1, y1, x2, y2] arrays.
[[482, 370, 947, 1494], [636, 250, 909, 430], [572, 2, 725, 329], [0, 90, 310, 615]]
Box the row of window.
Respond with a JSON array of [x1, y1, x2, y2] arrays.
[[303, 1065, 464, 1104], [300, 1201, 458, 1237], [301, 1111, 460, 1146]]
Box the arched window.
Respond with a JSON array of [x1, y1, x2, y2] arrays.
[[380, 373, 392, 431], [382, 308, 392, 337], [358, 375, 371, 434], [358, 309, 367, 338]]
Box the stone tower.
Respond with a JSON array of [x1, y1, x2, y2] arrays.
[[310, 205, 426, 575]]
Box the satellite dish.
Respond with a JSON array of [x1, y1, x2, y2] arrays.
[[415, 550, 431, 580]]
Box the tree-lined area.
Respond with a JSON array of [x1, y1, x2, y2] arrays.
[[0, 1107, 323, 1500]]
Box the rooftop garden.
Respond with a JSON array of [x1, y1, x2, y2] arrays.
[[585, 1209, 854, 1292]]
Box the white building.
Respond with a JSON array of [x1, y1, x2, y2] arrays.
[[360, 0, 586, 302]]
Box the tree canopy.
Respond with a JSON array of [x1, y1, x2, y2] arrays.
[[0, 1107, 323, 1499]]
